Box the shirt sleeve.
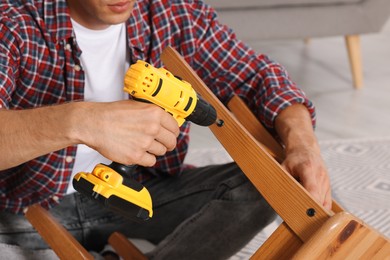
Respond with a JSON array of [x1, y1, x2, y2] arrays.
[[0, 20, 19, 109], [188, 2, 316, 131]]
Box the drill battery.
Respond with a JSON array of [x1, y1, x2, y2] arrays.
[[73, 163, 152, 221]]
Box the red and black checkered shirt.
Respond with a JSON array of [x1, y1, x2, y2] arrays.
[[0, 0, 315, 214]]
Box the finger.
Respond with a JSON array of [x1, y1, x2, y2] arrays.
[[282, 160, 319, 199], [155, 127, 178, 151], [299, 169, 323, 205], [160, 112, 180, 137], [147, 140, 168, 156], [136, 152, 157, 167], [323, 188, 332, 210], [318, 166, 332, 210]]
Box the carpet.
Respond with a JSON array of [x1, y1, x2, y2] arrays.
[[185, 137, 390, 258]]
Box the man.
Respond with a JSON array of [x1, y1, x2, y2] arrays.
[[0, 0, 331, 259]]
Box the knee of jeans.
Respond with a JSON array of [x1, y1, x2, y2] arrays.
[[219, 179, 264, 202]]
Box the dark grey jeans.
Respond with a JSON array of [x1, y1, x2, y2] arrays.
[[0, 163, 276, 259]]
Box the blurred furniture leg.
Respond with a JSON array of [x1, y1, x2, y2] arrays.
[[108, 232, 147, 260], [25, 204, 93, 260], [345, 35, 363, 89], [25, 204, 147, 260]]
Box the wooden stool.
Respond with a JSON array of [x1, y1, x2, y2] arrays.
[[161, 47, 390, 259]]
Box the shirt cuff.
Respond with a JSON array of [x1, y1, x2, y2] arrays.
[[262, 90, 316, 131]]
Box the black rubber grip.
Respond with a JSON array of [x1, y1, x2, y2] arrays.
[[106, 162, 144, 192]]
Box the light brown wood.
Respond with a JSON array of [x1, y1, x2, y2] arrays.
[[227, 95, 285, 162], [345, 34, 363, 89], [253, 211, 390, 260], [292, 212, 390, 259], [25, 204, 93, 260], [253, 201, 344, 259], [251, 222, 303, 259], [25, 204, 148, 260], [108, 232, 147, 260], [161, 46, 333, 242]]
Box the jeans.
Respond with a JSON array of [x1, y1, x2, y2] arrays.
[[0, 163, 276, 260]]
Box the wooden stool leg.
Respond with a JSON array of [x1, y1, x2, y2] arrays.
[[251, 222, 303, 259], [25, 204, 93, 260], [108, 232, 147, 260], [345, 34, 363, 89]]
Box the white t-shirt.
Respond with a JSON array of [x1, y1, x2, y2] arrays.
[[67, 19, 130, 194]]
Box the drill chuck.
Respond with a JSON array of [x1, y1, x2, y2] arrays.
[[186, 94, 217, 126]]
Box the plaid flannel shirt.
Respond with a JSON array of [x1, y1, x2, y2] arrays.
[[0, 0, 315, 214]]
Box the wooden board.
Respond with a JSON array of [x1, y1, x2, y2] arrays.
[[161, 46, 333, 241]]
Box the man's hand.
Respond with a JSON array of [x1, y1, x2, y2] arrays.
[[77, 100, 180, 167], [275, 104, 332, 210], [281, 145, 332, 210], [0, 100, 180, 170]]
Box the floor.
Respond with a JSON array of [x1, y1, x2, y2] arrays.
[[189, 18, 390, 149]]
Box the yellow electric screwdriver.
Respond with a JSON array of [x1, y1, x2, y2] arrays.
[[73, 60, 217, 221]]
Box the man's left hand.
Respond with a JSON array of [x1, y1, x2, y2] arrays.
[[281, 145, 332, 210]]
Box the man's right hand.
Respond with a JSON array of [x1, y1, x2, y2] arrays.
[[73, 100, 180, 167], [0, 100, 180, 170]]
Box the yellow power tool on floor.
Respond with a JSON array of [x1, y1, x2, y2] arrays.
[[73, 60, 217, 221]]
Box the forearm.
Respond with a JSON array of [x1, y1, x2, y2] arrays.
[[0, 100, 180, 170], [0, 102, 83, 170], [274, 104, 319, 154]]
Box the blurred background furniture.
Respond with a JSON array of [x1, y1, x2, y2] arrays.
[[204, 0, 390, 89]]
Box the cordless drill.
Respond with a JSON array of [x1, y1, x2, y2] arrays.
[[73, 60, 217, 221]]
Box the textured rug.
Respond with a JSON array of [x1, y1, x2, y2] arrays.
[[185, 137, 390, 259]]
